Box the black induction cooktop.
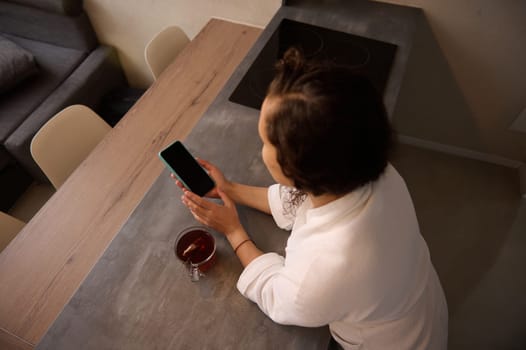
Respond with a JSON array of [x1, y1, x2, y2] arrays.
[[229, 19, 398, 110]]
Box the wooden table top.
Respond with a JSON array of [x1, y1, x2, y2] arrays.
[[0, 19, 261, 350]]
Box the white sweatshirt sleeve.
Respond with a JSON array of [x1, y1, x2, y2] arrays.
[[236, 252, 348, 327], [236, 253, 323, 326]]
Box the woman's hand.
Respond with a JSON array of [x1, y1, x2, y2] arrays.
[[171, 159, 230, 198], [181, 188, 244, 238], [176, 160, 265, 266]]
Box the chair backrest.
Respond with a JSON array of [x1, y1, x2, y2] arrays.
[[145, 25, 190, 80], [30, 104, 111, 189], [0, 211, 25, 252]]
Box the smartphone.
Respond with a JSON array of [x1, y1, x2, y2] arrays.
[[158, 140, 215, 196]]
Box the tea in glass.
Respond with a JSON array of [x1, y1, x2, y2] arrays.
[[175, 227, 216, 281]]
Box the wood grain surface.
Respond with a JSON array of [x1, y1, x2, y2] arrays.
[[0, 328, 33, 350], [0, 19, 261, 348]]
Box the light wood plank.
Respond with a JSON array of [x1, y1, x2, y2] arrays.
[[0, 328, 33, 350], [0, 19, 260, 347]]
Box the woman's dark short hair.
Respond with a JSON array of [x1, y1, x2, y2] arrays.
[[265, 47, 393, 196]]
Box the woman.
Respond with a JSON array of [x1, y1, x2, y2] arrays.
[[177, 48, 448, 349]]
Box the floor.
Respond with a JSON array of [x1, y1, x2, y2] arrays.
[[6, 143, 526, 349], [391, 144, 526, 350]]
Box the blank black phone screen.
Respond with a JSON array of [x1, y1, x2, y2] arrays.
[[160, 141, 215, 196]]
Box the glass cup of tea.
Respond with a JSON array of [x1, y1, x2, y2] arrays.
[[174, 226, 216, 282]]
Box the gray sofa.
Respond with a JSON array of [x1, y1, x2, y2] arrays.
[[0, 0, 127, 210]]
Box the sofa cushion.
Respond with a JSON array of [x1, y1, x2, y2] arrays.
[[4, 45, 127, 181], [0, 1, 97, 51], [4, 0, 83, 15], [0, 34, 86, 144], [0, 35, 38, 93]]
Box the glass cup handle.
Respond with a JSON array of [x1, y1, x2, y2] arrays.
[[190, 263, 202, 282]]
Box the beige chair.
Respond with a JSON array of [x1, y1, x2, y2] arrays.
[[30, 105, 111, 189], [0, 211, 25, 251], [145, 25, 190, 80]]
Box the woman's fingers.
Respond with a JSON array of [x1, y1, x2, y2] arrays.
[[189, 210, 209, 227], [183, 191, 208, 213], [197, 159, 221, 180], [182, 195, 217, 227], [170, 174, 186, 190], [181, 187, 239, 232], [196, 159, 216, 176], [183, 190, 225, 226], [182, 196, 208, 222], [217, 188, 234, 208], [196, 158, 212, 170]]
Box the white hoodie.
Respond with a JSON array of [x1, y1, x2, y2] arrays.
[[237, 164, 448, 349]]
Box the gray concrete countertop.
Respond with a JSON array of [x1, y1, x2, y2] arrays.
[[36, 171, 329, 349], [37, 2, 421, 349]]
